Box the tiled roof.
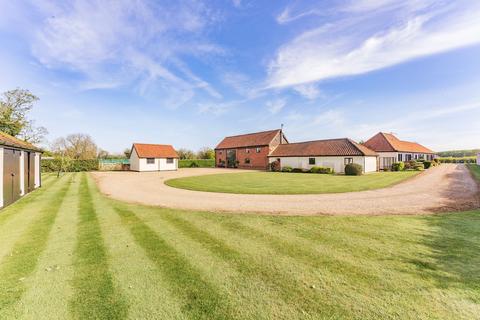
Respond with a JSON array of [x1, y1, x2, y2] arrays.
[[132, 143, 179, 158], [216, 129, 281, 149], [0, 131, 42, 151], [364, 132, 434, 154], [269, 138, 377, 157]]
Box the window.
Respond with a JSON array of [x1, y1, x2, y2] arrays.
[[406, 154, 412, 161], [245, 158, 250, 164], [166, 158, 174, 164], [219, 151, 222, 155], [344, 158, 353, 165], [398, 154, 403, 161], [146, 158, 155, 164], [256, 147, 261, 153], [309, 158, 316, 165], [245, 148, 250, 153]]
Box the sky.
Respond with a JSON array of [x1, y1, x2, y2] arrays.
[[0, 0, 479, 153]]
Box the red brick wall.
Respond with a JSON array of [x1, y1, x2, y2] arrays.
[[215, 149, 227, 167]]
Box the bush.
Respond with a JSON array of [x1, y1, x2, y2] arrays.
[[291, 168, 305, 173], [270, 161, 281, 172], [423, 161, 432, 169], [309, 166, 334, 174], [179, 159, 215, 168], [392, 162, 405, 171], [404, 160, 418, 170], [414, 163, 425, 171], [345, 163, 363, 176], [438, 156, 476, 164], [41, 159, 99, 172], [281, 166, 293, 172]]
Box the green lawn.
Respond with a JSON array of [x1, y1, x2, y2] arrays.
[[468, 163, 480, 182], [165, 171, 420, 194], [0, 172, 479, 319]]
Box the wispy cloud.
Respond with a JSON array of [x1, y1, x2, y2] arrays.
[[293, 84, 324, 100], [268, 1, 480, 88], [27, 0, 223, 105], [266, 99, 286, 114]]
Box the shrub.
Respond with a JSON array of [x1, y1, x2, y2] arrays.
[[291, 168, 304, 173], [404, 160, 418, 170], [423, 161, 432, 169], [392, 162, 405, 171], [310, 166, 334, 174], [281, 166, 293, 172], [345, 163, 363, 176], [414, 163, 425, 171], [270, 161, 281, 172]]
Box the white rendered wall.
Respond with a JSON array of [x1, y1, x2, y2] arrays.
[[19, 151, 25, 195], [273, 156, 374, 173], [35, 152, 41, 188], [129, 149, 140, 171], [0, 148, 3, 207]]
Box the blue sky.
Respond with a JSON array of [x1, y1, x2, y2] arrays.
[[0, 0, 479, 153]]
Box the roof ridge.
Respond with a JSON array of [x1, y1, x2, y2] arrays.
[[223, 129, 280, 139], [279, 137, 350, 145]]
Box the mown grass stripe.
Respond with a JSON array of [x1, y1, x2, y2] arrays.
[[204, 216, 381, 285], [154, 210, 348, 318], [14, 174, 81, 319], [69, 173, 128, 320], [114, 206, 238, 320], [0, 175, 72, 314], [0, 174, 60, 227]]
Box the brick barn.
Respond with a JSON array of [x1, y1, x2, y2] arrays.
[[215, 129, 288, 169]]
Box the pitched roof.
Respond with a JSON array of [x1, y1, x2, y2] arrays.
[[0, 131, 42, 151], [364, 132, 434, 154], [269, 138, 377, 157], [132, 143, 179, 158], [215, 129, 282, 149]]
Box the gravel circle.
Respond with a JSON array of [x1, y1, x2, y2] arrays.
[[92, 164, 480, 216]]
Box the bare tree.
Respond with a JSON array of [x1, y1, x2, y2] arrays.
[[177, 148, 196, 160], [197, 147, 215, 159], [51, 134, 98, 160]]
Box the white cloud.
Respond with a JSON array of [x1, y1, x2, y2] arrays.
[[293, 84, 324, 100], [232, 0, 242, 8], [268, 1, 480, 88], [27, 0, 222, 104], [266, 99, 287, 114]]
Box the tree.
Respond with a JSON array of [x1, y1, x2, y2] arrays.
[[177, 148, 196, 160], [51, 134, 98, 160], [97, 149, 109, 159], [197, 147, 215, 159], [0, 88, 48, 143], [124, 148, 131, 158]]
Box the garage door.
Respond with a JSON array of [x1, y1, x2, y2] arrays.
[[3, 148, 21, 207]]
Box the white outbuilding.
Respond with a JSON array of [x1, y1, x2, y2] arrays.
[[129, 143, 179, 172], [268, 138, 378, 173], [0, 132, 42, 208]]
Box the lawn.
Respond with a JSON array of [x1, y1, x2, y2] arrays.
[[0, 172, 479, 319], [467, 163, 480, 182], [165, 171, 420, 194]]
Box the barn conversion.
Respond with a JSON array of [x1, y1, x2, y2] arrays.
[[215, 129, 288, 170], [0, 132, 42, 208], [269, 138, 378, 173], [215, 129, 378, 172], [364, 132, 435, 170], [130, 143, 179, 172]]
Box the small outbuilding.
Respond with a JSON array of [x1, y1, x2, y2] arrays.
[[268, 138, 378, 173], [129, 143, 179, 172], [0, 132, 42, 208]]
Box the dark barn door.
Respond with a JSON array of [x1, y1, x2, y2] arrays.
[[3, 149, 21, 207], [226, 149, 237, 168]]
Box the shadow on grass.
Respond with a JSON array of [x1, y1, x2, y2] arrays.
[[418, 211, 480, 302]]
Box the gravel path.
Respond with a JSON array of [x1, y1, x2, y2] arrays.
[[92, 164, 480, 215]]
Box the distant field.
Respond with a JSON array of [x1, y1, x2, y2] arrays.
[[0, 172, 479, 319], [165, 171, 420, 194]]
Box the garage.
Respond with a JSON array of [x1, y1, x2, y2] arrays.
[[0, 132, 42, 208]]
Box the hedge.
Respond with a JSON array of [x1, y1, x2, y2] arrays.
[[309, 166, 334, 174], [42, 159, 99, 172], [437, 157, 476, 164], [178, 159, 215, 168]]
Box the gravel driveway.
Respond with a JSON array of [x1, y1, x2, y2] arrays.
[[91, 164, 479, 215]]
